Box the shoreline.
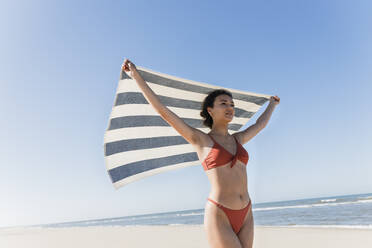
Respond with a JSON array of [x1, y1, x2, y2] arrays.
[[1, 224, 371, 248], [2, 223, 372, 230]]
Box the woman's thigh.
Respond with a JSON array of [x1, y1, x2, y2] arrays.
[[237, 205, 254, 248], [204, 202, 242, 248]]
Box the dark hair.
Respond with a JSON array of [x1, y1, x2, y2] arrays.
[[200, 89, 233, 129]]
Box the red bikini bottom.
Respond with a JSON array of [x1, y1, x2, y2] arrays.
[[207, 198, 251, 234]]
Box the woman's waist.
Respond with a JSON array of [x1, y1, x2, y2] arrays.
[[208, 177, 248, 194], [208, 191, 250, 209]]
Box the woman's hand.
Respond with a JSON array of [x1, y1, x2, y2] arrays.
[[270, 95, 280, 105], [122, 58, 138, 78]]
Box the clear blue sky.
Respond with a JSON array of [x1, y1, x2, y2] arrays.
[[1, 0, 371, 228]]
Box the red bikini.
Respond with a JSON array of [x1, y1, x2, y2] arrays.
[[203, 134, 251, 234], [202, 134, 249, 171]]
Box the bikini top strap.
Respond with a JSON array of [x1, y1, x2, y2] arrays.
[[232, 135, 240, 147], [207, 133, 215, 141], [208, 133, 239, 149]]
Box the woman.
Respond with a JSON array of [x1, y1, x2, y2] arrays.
[[122, 58, 280, 248]]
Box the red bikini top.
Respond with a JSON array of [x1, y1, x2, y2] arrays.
[[202, 134, 249, 171]]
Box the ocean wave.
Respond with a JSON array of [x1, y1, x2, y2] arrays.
[[175, 212, 203, 217], [253, 199, 372, 212], [320, 199, 337, 203], [266, 224, 372, 229]]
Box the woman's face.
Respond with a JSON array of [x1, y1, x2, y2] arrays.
[[207, 94, 235, 123]]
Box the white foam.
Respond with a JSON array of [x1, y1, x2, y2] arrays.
[[262, 225, 372, 230], [320, 199, 337, 203], [253, 199, 372, 212]]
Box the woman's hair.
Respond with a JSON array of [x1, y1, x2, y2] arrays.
[[200, 89, 233, 129]]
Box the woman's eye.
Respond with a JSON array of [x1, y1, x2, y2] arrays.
[[222, 103, 234, 107]]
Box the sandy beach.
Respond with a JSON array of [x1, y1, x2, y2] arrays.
[[1, 225, 371, 248]]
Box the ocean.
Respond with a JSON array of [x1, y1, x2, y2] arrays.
[[39, 192, 372, 229]]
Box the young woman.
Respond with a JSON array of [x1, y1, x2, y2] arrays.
[[122, 58, 280, 248]]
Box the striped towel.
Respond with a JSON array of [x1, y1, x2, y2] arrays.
[[104, 66, 271, 189]]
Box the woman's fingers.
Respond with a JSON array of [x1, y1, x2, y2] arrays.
[[270, 95, 280, 104], [121, 62, 127, 71], [122, 58, 132, 71], [123, 59, 135, 69], [125, 59, 133, 66]]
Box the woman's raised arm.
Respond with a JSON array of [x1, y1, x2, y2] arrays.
[[234, 95, 280, 144], [122, 59, 204, 145]]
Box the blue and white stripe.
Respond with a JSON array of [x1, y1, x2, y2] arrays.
[[104, 66, 270, 189]]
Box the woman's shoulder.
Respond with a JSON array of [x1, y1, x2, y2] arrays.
[[187, 130, 213, 149]]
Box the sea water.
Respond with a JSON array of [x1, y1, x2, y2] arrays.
[[37, 192, 372, 229]]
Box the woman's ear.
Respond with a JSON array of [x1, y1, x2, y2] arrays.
[[207, 107, 212, 116]]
